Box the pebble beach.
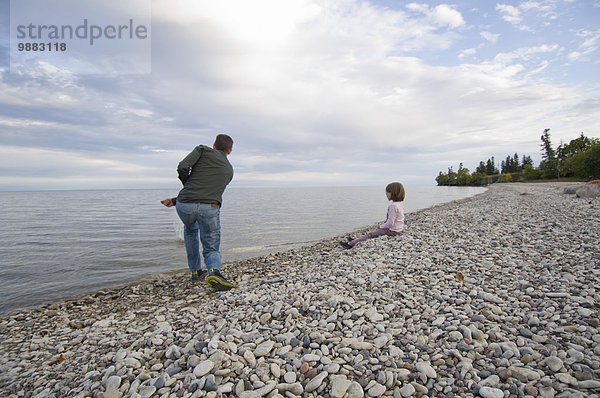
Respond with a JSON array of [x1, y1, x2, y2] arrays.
[[1, 182, 599, 398]]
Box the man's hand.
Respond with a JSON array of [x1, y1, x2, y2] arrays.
[[161, 198, 174, 207]]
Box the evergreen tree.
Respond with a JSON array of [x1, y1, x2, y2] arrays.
[[485, 157, 498, 175], [540, 128, 556, 160], [476, 161, 486, 174], [502, 153, 523, 173], [539, 128, 559, 179]]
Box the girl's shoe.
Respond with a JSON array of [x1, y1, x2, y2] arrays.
[[339, 241, 353, 249]]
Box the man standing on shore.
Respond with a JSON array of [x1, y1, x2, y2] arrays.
[[161, 134, 235, 290]]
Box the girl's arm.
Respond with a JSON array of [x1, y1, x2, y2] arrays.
[[380, 204, 397, 229]]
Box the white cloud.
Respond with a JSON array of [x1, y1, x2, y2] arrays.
[[405, 3, 429, 13], [481, 31, 500, 43], [458, 47, 477, 60], [496, 1, 574, 32], [431, 4, 466, 28], [493, 44, 559, 64], [406, 3, 465, 29], [568, 29, 600, 61], [496, 4, 522, 24]]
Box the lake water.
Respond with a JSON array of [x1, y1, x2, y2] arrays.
[[0, 185, 486, 316]]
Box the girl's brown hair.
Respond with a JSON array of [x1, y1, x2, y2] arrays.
[[386, 182, 405, 202]]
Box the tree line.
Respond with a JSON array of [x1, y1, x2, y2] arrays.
[[436, 130, 600, 186]]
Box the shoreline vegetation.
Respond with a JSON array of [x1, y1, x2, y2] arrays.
[[436, 131, 599, 186], [1, 182, 599, 397]]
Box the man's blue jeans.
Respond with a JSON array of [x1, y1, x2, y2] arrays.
[[175, 202, 221, 272]]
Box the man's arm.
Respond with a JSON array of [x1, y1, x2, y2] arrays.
[[177, 146, 203, 184], [160, 197, 177, 207]]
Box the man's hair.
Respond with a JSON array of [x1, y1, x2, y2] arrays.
[[214, 134, 234, 152], [386, 182, 405, 202]]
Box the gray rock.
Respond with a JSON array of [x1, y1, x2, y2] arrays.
[[276, 382, 303, 395], [367, 382, 386, 397], [305, 371, 328, 393], [399, 383, 416, 397], [346, 381, 365, 398], [545, 356, 563, 372], [563, 185, 582, 194], [203, 374, 218, 392], [576, 184, 600, 198], [138, 386, 156, 398], [105, 375, 121, 391], [479, 386, 504, 398], [579, 380, 600, 389], [193, 360, 214, 377], [330, 375, 352, 398], [415, 361, 437, 378], [254, 340, 275, 357]]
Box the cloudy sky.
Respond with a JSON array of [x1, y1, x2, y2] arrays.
[[1, 0, 599, 190]]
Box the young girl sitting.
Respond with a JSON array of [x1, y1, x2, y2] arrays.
[[340, 182, 405, 249]]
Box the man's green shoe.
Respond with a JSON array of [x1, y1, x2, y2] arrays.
[[205, 268, 236, 291], [191, 270, 207, 282]]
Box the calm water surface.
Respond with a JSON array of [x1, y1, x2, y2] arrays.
[[0, 185, 485, 315]]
